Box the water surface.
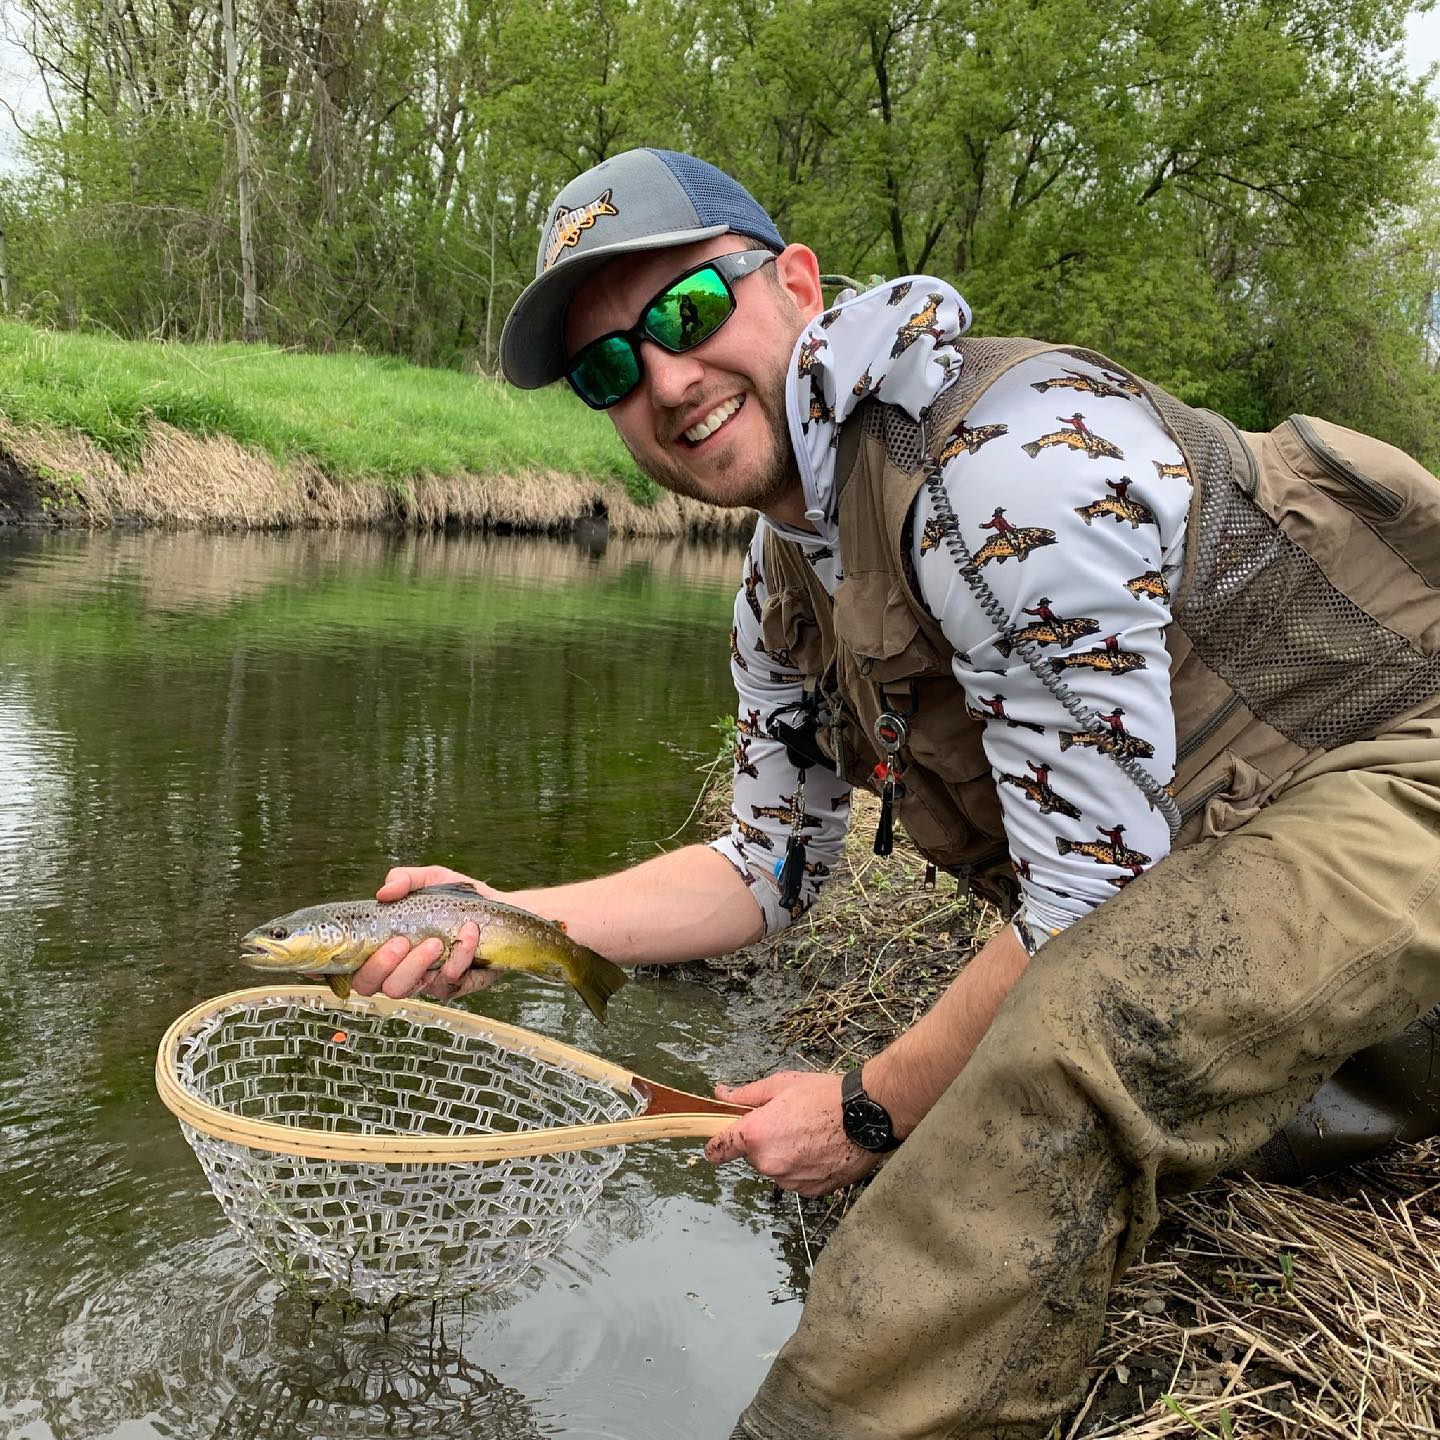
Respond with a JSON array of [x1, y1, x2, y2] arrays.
[[0, 527, 804, 1440]]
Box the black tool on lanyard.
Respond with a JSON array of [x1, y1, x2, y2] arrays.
[[765, 695, 827, 911], [777, 769, 808, 909], [872, 710, 908, 857]]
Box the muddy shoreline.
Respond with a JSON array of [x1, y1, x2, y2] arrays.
[[0, 422, 753, 540]]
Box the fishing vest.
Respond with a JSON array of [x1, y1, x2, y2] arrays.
[[760, 337, 1440, 910]]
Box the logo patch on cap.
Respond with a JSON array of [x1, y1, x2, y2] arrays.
[[543, 189, 620, 270]]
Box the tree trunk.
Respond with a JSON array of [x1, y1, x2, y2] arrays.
[[221, 0, 261, 341], [0, 202, 9, 314]]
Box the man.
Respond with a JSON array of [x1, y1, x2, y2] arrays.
[[352, 148, 1440, 1439]]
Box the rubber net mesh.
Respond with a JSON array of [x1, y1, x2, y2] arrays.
[[173, 994, 644, 1307]]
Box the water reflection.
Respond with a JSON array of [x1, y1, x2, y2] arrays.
[[0, 527, 800, 1440], [212, 1314, 556, 1440]]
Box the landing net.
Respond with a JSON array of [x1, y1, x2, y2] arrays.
[[160, 988, 645, 1307]]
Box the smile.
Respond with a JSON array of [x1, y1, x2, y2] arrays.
[[683, 396, 743, 446]]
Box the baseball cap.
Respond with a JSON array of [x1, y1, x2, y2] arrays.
[[499, 148, 785, 390]]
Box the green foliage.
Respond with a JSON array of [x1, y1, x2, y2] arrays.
[[2, 0, 1438, 460], [0, 321, 647, 487]]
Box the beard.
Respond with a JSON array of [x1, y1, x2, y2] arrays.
[[620, 304, 805, 513], [623, 386, 801, 513]]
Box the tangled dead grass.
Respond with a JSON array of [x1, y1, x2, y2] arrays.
[[0, 421, 752, 539], [703, 780, 1440, 1437]]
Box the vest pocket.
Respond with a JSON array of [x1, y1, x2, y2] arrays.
[[1285, 415, 1404, 519], [839, 573, 943, 684], [760, 588, 825, 676]]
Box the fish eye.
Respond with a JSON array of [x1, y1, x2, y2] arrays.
[[269, 927, 289, 940]]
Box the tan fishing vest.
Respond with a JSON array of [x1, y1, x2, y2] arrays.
[[761, 337, 1440, 910]]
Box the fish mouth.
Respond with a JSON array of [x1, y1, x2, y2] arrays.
[[239, 939, 287, 966]]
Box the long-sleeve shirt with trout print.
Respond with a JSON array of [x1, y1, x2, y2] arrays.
[[709, 351, 1191, 947]]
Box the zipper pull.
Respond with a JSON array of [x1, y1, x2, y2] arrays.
[[871, 711, 908, 858]]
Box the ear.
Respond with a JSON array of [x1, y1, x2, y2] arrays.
[[773, 243, 824, 323]]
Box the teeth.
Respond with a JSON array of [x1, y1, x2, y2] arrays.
[[684, 397, 742, 443]]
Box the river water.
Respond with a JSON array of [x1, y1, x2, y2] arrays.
[[0, 527, 807, 1440]]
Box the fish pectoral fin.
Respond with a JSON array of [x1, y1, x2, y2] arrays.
[[327, 975, 353, 1000]]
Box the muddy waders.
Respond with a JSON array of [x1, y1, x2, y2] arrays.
[[732, 720, 1440, 1440]]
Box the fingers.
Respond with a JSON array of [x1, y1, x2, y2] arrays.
[[438, 921, 480, 985], [375, 865, 491, 903], [704, 1118, 750, 1167], [350, 935, 446, 999], [423, 922, 496, 1000], [714, 1071, 797, 1106]]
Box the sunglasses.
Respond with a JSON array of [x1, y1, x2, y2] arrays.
[[565, 248, 777, 410]]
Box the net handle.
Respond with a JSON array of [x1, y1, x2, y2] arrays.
[[155, 985, 750, 1163]]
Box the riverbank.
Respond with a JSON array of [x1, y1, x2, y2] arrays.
[[0, 321, 750, 538], [696, 781, 1440, 1437]]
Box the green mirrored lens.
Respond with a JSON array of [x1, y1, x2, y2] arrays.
[[645, 268, 733, 352], [571, 336, 641, 407]]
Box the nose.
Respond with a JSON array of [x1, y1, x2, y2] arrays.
[[638, 338, 705, 409]]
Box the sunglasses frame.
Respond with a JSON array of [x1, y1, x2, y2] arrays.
[[564, 248, 778, 410]]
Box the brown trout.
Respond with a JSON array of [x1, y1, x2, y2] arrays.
[[239, 884, 627, 1021]]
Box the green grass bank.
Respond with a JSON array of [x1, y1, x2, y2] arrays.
[[0, 322, 747, 537]]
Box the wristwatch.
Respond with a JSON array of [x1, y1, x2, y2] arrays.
[[841, 1067, 901, 1153]]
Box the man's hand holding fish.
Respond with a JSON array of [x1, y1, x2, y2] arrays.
[[355, 865, 496, 1000]]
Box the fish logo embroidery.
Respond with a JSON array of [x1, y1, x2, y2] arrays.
[[1075, 477, 1157, 530], [729, 625, 748, 671], [994, 598, 1099, 657], [1153, 459, 1191, 481], [735, 818, 774, 850], [936, 422, 1009, 463], [543, 190, 619, 270], [737, 707, 763, 737], [966, 508, 1058, 570], [887, 281, 914, 305], [1021, 413, 1125, 461]]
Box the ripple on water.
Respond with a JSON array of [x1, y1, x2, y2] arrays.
[[8, 1181, 789, 1440]]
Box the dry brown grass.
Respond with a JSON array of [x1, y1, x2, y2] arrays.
[[703, 782, 1440, 1437], [0, 421, 753, 539]]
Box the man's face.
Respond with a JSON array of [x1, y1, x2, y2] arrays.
[[563, 238, 823, 517]]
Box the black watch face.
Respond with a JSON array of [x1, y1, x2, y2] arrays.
[[843, 1097, 894, 1152]]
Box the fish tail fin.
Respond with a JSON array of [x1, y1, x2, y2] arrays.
[[327, 975, 353, 1000], [571, 953, 628, 1023]]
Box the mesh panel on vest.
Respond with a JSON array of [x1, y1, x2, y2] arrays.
[[1088, 353, 1440, 750], [871, 339, 1440, 753], [862, 337, 1046, 469]]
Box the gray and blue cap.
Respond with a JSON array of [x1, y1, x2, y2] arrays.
[[499, 148, 785, 390]]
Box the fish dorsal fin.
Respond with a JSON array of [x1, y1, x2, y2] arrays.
[[413, 883, 486, 899]]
